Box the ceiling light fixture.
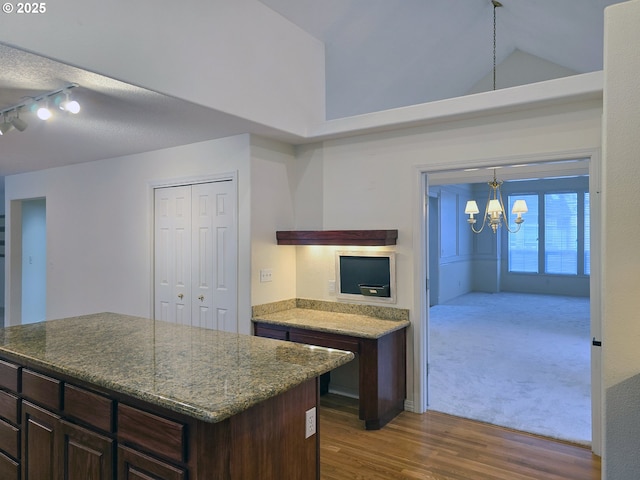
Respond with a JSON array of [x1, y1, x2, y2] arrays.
[[492, 0, 502, 91], [0, 83, 80, 136], [464, 169, 528, 234]]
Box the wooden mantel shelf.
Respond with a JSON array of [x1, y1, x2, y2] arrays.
[[276, 229, 398, 246]]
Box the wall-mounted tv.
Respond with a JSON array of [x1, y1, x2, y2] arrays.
[[335, 251, 396, 304]]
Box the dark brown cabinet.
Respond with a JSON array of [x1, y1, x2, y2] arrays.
[[0, 361, 180, 480], [117, 445, 186, 480], [60, 420, 114, 480], [22, 401, 60, 480], [254, 322, 406, 430]]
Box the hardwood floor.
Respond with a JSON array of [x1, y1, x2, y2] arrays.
[[319, 395, 601, 480]]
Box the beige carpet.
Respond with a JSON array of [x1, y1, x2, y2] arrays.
[[428, 292, 591, 444]]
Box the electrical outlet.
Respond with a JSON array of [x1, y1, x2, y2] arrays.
[[305, 407, 316, 438], [259, 268, 273, 283]]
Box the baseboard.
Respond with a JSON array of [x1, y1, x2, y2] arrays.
[[328, 386, 359, 399]]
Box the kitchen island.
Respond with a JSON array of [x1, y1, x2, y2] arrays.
[[0, 313, 354, 480], [253, 299, 410, 430]]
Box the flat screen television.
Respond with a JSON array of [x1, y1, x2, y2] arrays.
[[335, 251, 396, 303]]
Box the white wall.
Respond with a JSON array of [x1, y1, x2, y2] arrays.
[[249, 136, 297, 307], [602, 1, 640, 478], [295, 98, 602, 412], [0, 0, 325, 135], [4, 135, 253, 331]]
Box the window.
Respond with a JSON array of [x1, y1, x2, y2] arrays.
[[508, 195, 539, 273], [508, 188, 589, 276], [584, 193, 590, 275], [545, 193, 578, 274]]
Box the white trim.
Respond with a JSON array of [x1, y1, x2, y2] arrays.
[[589, 150, 603, 456], [414, 149, 602, 452], [412, 168, 429, 413]]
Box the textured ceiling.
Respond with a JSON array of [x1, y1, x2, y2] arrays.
[[0, 0, 625, 176], [0, 44, 294, 177]]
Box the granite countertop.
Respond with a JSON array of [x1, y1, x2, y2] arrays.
[[0, 313, 354, 423], [252, 301, 410, 339]]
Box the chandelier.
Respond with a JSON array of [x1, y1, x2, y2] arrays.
[[464, 170, 528, 234]]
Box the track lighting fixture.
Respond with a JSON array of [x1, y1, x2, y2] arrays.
[[0, 83, 80, 137]]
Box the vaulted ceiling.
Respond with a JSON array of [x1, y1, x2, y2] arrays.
[[261, 0, 623, 118], [0, 0, 625, 176]]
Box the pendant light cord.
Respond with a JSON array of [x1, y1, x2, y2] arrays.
[[492, 0, 502, 91]]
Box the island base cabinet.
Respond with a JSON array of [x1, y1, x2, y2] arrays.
[[2, 355, 322, 479]]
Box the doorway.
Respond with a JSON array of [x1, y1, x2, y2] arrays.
[[420, 155, 602, 453], [6, 198, 47, 325], [21, 198, 47, 324]]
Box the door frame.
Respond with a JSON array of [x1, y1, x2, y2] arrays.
[[148, 171, 238, 326], [414, 148, 602, 454]]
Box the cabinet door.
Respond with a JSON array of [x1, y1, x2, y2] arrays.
[[60, 420, 114, 480], [22, 401, 61, 480], [117, 445, 186, 480], [0, 451, 19, 480]]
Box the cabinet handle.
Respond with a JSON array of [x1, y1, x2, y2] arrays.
[[178, 293, 184, 300], [198, 295, 204, 302]]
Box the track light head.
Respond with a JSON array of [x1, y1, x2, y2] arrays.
[[61, 99, 80, 114], [56, 90, 81, 114], [11, 115, 28, 132], [0, 114, 14, 135], [37, 104, 52, 120]]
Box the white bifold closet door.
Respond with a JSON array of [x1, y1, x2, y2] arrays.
[[154, 180, 237, 332]]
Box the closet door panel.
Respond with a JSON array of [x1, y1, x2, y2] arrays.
[[213, 181, 238, 333], [154, 186, 192, 324]]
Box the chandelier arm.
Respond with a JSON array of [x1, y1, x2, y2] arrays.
[[498, 188, 522, 234], [470, 221, 486, 234], [475, 185, 496, 234]]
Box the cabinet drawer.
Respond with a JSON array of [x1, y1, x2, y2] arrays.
[[0, 391, 19, 425], [290, 328, 360, 353], [118, 445, 186, 480], [254, 323, 289, 341], [64, 384, 113, 432], [22, 369, 62, 411], [0, 418, 19, 460], [118, 404, 186, 463], [0, 361, 20, 393], [0, 451, 19, 480]]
